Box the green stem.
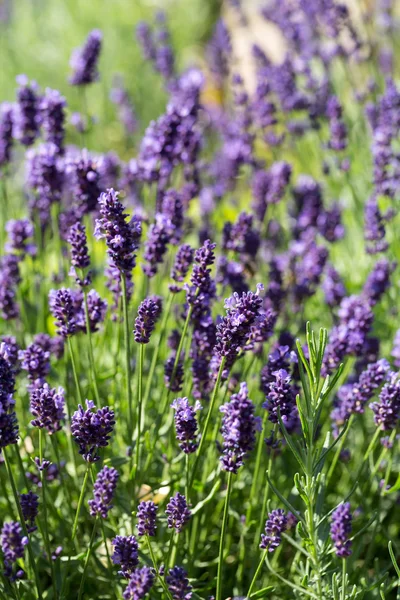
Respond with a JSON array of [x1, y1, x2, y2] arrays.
[[133, 344, 145, 482], [67, 336, 83, 405], [121, 274, 133, 439], [216, 471, 233, 600], [247, 413, 268, 528], [246, 550, 267, 599], [190, 357, 226, 487], [185, 454, 190, 503], [82, 286, 100, 405], [3, 448, 42, 600], [164, 533, 176, 577], [341, 558, 347, 600], [146, 536, 174, 600], [78, 519, 98, 600], [326, 414, 354, 483], [39, 430, 58, 599], [72, 464, 91, 542]]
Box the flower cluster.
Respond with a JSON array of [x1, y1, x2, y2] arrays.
[[88, 465, 119, 518], [71, 400, 115, 462]]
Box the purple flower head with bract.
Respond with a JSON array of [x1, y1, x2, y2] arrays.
[[170, 244, 194, 293], [330, 503, 352, 557], [49, 288, 78, 338], [134, 296, 163, 344], [166, 566, 192, 600], [1, 336, 20, 373], [20, 342, 50, 385], [215, 284, 264, 370], [323, 265, 346, 308], [71, 400, 115, 462], [65, 150, 102, 218], [30, 383, 65, 434], [220, 382, 260, 473], [5, 219, 36, 257], [136, 22, 156, 62], [123, 566, 155, 600], [370, 372, 400, 431], [14, 75, 40, 146], [161, 189, 184, 245], [1, 522, 28, 564], [69, 29, 102, 86], [20, 492, 39, 533], [27, 143, 64, 225], [95, 188, 141, 276], [326, 96, 347, 151], [136, 501, 158, 537], [111, 535, 139, 576], [207, 19, 232, 86], [263, 369, 299, 433], [0, 343, 18, 451], [85, 290, 108, 333], [222, 212, 260, 258], [252, 162, 291, 222], [88, 465, 119, 519], [165, 493, 191, 533], [364, 197, 388, 255], [171, 397, 202, 454], [260, 509, 287, 552], [392, 329, 400, 368], [0, 103, 14, 168], [40, 88, 66, 155], [67, 222, 91, 286], [164, 354, 184, 392], [363, 258, 395, 306]]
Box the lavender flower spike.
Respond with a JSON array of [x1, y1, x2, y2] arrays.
[[171, 397, 202, 454], [220, 382, 260, 473], [67, 222, 91, 286], [0, 103, 14, 169], [69, 29, 102, 86], [170, 244, 194, 293], [330, 503, 352, 558], [71, 400, 115, 462], [165, 493, 191, 532], [15, 75, 40, 146], [88, 465, 119, 518], [166, 566, 192, 600], [49, 288, 78, 338], [370, 372, 400, 431], [20, 492, 39, 533], [111, 535, 139, 576], [134, 296, 163, 344], [137, 501, 158, 537], [123, 566, 155, 599], [1, 521, 28, 564], [260, 509, 287, 552], [30, 383, 65, 434]]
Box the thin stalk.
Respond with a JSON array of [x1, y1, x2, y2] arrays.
[[247, 549, 267, 599], [216, 471, 233, 600], [39, 430, 58, 599], [254, 427, 277, 551], [133, 343, 145, 482], [3, 448, 42, 600], [326, 414, 354, 483], [77, 519, 98, 600], [121, 274, 133, 439], [190, 357, 226, 487], [82, 286, 100, 404], [72, 464, 91, 541], [246, 413, 268, 528], [341, 558, 347, 600], [146, 536, 174, 600], [185, 454, 190, 503], [164, 532, 177, 577], [67, 336, 83, 405]]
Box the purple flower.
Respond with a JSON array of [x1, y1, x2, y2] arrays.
[[40, 88, 66, 155], [260, 509, 287, 552], [85, 290, 108, 333], [206, 19, 232, 86], [110, 76, 137, 135], [326, 96, 347, 151], [263, 369, 299, 432], [364, 197, 388, 255], [0, 343, 18, 451], [123, 567, 155, 600], [88, 465, 119, 519], [164, 354, 184, 392], [370, 372, 400, 430], [330, 503, 352, 558], [0, 103, 14, 168], [5, 219, 36, 256], [392, 329, 400, 368], [323, 265, 346, 308], [134, 296, 163, 344], [136, 501, 158, 537], [1, 522, 28, 564], [220, 382, 260, 473], [69, 29, 102, 86], [65, 150, 102, 218], [136, 22, 156, 62], [214, 285, 264, 370], [71, 400, 115, 462], [67, 222, 91, 286], [49, 288, 78, 338], [166, 566, 192, 600], [161, 189, 184, 245], [165, 493, 191, 533], [33, 333, 64, 360], [14, 75, 40, 146], [111, 535, 139, 576], [222, 212, 260, 258], [20, 342, 50, 385], [1, 336, 20, 373], [171, 397, 202, 454], [20, 492, 39, 532], [30, 383, 65, 434], [143, 215, 172, 278], [252, 162, 292, 221], [95, 188, 141, 276], [363, 258, 395, 306], [170, 244, 194, 293], [27, 143, 64, 224]]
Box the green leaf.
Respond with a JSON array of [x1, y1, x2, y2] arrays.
[[249, 586, 275, 598], [277, 412, 306, 472], [265, 471, 304, 526], [384, 472, 400, 495], [191, 480, 221, 515], [296, 339, 314, 387], [313, 420, 349, 475], [389, 541, 400, 581], [350, 512, 377, 542]]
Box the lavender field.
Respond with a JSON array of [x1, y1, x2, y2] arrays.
[[1, 0, 400, 598]]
